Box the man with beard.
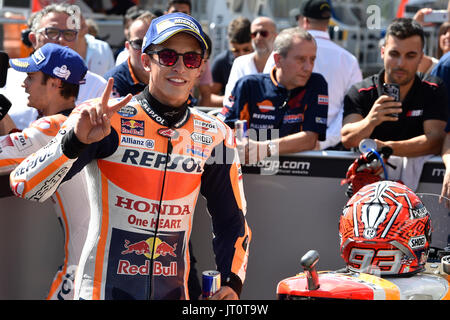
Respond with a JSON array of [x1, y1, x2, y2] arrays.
[[341, 18, 447, 157]]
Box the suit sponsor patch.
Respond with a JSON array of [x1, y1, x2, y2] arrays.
[[121, 135, 155, 150], [191, 132, 213, 145], [121, 119, 145, 136], [318, 95, 328, 105]]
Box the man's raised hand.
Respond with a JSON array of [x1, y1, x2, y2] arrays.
[[74, 78, 132, 144]]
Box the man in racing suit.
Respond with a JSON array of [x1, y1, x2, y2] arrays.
[[11, 13, 251, 300], [1, 43, 89, 299]]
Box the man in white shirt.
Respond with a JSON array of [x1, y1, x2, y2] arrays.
[[0, 3, 107, 131], [223, 16, 277, 106], [264, 0, 362, 150]]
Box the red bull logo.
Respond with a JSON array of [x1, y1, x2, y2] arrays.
[[118, 237, 178, 277], [121, 119, 145, 136], [155, 241, 177, 257], [117, 260, 177, 276], [121, 240, 150, 255], [121, 237, 177, 259]]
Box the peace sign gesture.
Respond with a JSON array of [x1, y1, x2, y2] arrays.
[[74, 78, 132, 144]]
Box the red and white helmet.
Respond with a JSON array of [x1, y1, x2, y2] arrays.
[[339, 180, 431, 276]]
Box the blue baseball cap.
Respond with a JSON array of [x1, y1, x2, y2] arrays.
[[142, 12, 208, 54], [9, 43, 87, 84]]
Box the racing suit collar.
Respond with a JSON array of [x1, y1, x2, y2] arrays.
[[136, 86, 190, 128]]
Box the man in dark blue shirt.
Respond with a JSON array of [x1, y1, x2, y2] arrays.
[[219, 27, 328, 163]]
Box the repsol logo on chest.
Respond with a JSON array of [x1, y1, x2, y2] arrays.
[[121, 149, 202, 172]]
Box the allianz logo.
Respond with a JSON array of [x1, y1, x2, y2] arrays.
[[121, 135, 155, 150]]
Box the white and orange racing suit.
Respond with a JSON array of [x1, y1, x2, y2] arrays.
[[10, 91, 251, 300], [0, 111, 90, 300]]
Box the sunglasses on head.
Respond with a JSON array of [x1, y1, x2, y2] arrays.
[[128, 39, 143, 50], [37, 27, 78, 42], [146, 48, 203, 69], [251, 30, 269, 38]]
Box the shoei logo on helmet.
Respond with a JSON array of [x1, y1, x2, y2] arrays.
[[408, 235, 426, 249]]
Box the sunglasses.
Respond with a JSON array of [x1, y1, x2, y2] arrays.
[[251, 30, 269, 38], [37, 27, 78, 42], [128, 39, 143, 50], [147, 48, 203, 69]]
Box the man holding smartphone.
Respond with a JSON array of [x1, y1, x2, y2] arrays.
[[341, 18, 448, 157]]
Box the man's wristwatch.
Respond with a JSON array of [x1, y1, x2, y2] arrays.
[[267, 140, 277, 158]]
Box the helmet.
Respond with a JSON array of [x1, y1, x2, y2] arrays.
[[339, 181, 431, 276]]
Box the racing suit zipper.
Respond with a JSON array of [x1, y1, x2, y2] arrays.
[[148, 137, 172, 300]]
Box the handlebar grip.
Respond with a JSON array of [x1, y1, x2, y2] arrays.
[[300, 250, 320, 290]]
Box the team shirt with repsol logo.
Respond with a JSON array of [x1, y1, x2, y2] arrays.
[[0, 111, 90, 300], [219, 67, 328, 141], [11, 94, 251, 300]]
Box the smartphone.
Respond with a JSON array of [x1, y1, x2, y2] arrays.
[[382, 83, 400, 118], [424, 10, 448, 23]]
